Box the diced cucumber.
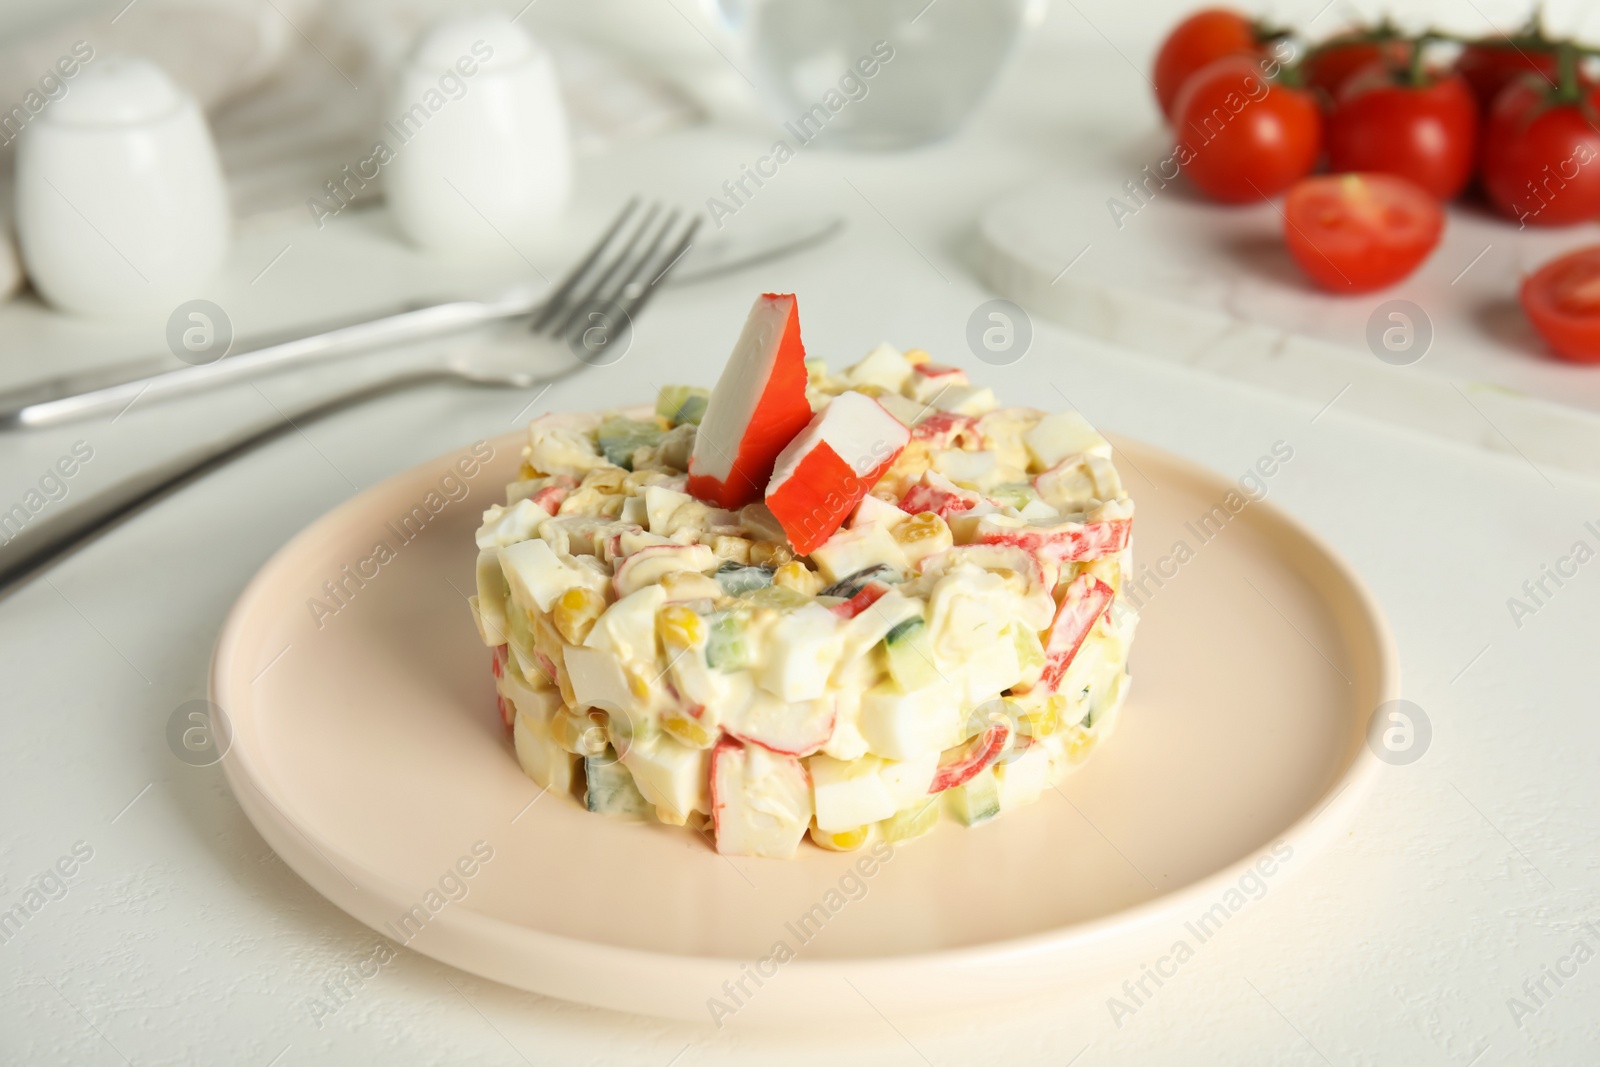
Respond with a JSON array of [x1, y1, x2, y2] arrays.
[[883, 617, 938, 692], [502, 602, 539, 680], [584, 748, 651, 818], [714, 562, 775, 596], [988, 482, 1040, 511], [946, 765, 1002, 827], [596, 416, 666, 470], [655, 384, 710, 426], [820, 564, 901, 598], [740, 585, 811, 611], [675, 395, 708, 425], [880, 797, 941, 842], [704, 610, 751, 671], [1011, 624, 1045, 675]]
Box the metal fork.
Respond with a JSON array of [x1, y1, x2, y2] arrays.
[[0, 202, 699, 593], [0, 199, 698, 429]]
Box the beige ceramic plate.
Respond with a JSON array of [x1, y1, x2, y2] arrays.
[[213, 427, 1397, 1024]]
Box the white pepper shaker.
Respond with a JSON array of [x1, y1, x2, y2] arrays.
[[14, 55, 230, 317], [384, 14, 571, 255]]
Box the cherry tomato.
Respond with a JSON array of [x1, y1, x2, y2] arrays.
[[1153, 8, 1261, 119], [1480, 80, 1600, 226], [1171, 55, 1322, 203], [1302, 39, 1412, 102], [1455, 43, 1559, 112], [1520, 245, 1600, 362], [1326, 68, 1479, 200], [1282, 174, 1444, 293]]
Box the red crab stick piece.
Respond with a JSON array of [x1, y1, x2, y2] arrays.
[[977, 517, 1131, 562], [766, 391, 910, 556], [911, 411, 980, 449], [1035, 574, 1115, 694], [829, 580, 891, 620], [928, 721, 1011, 793], [686, 293, 814, 509], [900, 471, 981, 517]]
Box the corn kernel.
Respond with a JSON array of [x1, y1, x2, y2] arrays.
[[1065, 724, 1097, 762], [662, 710, 716, 749], [659, 570, 721, 601], [1082, 556, 1121, 594], [625, 665, 652, 701], [809, 824, 870, 851], [658, 604, 706, 649], [1020, 696, 1065, 739], [551, 708, 609, 755], [749, 540, 794, 567], [622, 469, 658, 493], [773, 560, 821, 595], [581, 466, 627, 493], [904, 348, 932, 366], [878, 440, 932, 498], [553, 586, 604, 644], [712, 536, 753, 565], [852, 383, 887, 398], [655, 804, 688, 826], [893, 511, 950, 546]]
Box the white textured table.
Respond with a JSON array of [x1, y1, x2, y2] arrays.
[[2, 6, 1597, 1066]]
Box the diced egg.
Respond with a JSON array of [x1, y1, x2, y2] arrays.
[[476, 497, 551, 549], [810, 753, 898, 830], [1024, 411, 1111, 471], [880, 751, 939, 807], [932, 385, 998, 417], [621, 732, 712, 818], [755, 603, 841, 702], [584, 585, 667, 667], [473, 548, 509, 645], [500, 538, 606, 612], [859, 680, 964, 759], [995, 743, 1051, 811], [844, 342, 915, 393], [811, 525, 910, 585], [932, 449, 999, 488], [711, 741, 812, 858], [528, 425, 612, 478]]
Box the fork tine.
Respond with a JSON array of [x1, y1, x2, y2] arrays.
[[529, 198, 640, 333], [543, 202, 661, 338], [568, 215, 700, 350], [584, 207, 680, 313]]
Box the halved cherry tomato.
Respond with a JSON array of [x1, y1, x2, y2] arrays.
[[1520, 245, 1600, 362], [1454, 42, 1559, 113], [1302, 38, 1412, 102], [1172, 55, 1321, 203], [1153, 8, 1261, 119], [1282, 174, 1444, 293], [1327, 68, 1479, 200], [1480, 79, 1600, 226]]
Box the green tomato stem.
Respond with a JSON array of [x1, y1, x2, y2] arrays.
[[1409, 34, 1432, 87], [1558, 40, 1581, 102]]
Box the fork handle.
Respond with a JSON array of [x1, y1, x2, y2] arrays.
[[0, 293, 538, 430]]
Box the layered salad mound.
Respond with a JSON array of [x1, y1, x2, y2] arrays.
[[468, 294, 1137, 858]]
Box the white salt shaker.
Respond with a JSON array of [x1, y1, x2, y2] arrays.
[[14, 55, 230, 317], [385, 14, 571, 254]]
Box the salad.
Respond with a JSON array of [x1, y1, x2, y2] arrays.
[[469, 294, 1137, 858]]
